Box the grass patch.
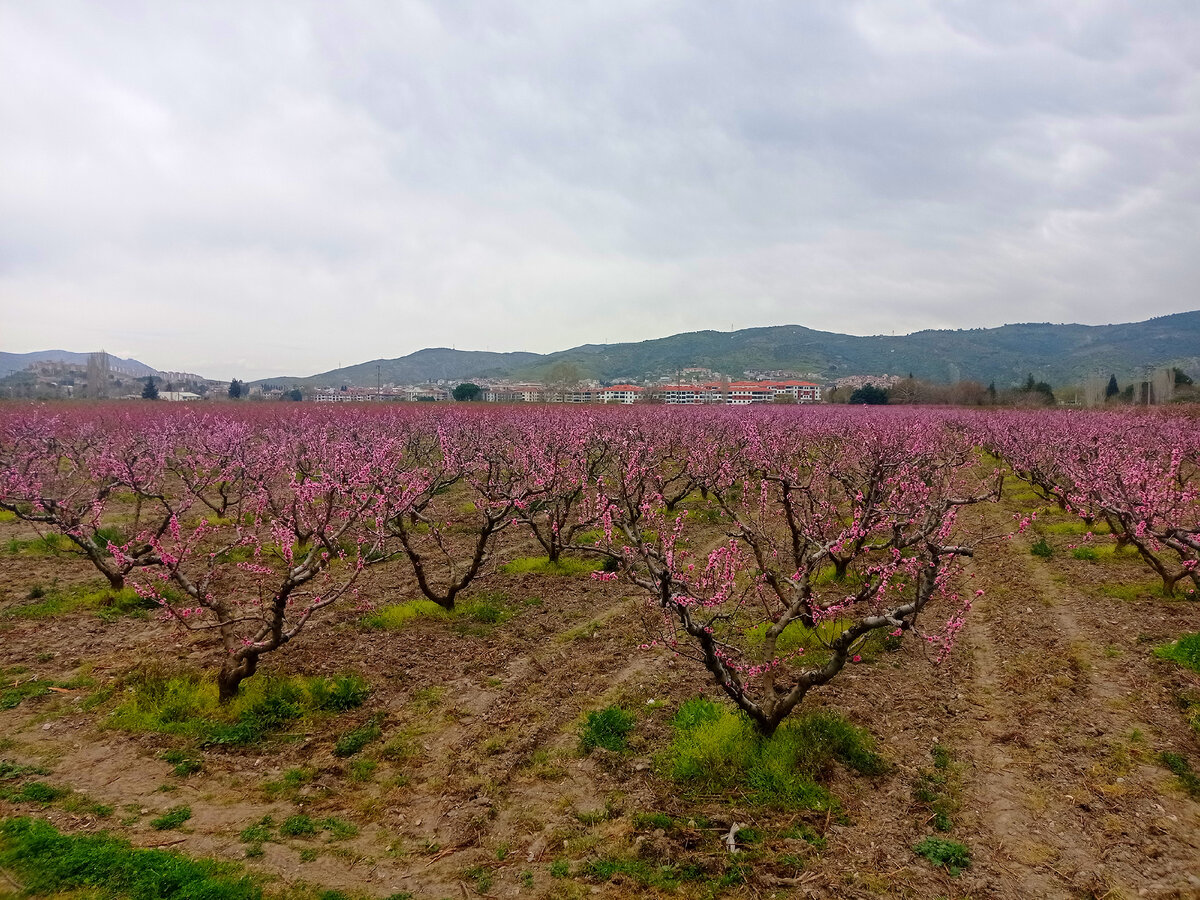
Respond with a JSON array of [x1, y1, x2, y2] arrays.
[[1155, 633, 1200, 674], [743, 617, 848, 660], [1159, 751, 1200, 799], [160, 749, 203, 777], [582, 857, 706, 889], [4, 533, 75, 555], [0, 761, 51, 780], [1030, 538, 1053, 559], [361, 600, 450, 630], [632, 811, 674, 830], [664, 697, 884, 810], [262, 768, 316, 801], [279, 815, 359, 841], [0, 678, 57, 710], [107, 667, 368, 747], [0, 816, 261, 899], [280, 814, 318, 837], [241, 816, 275, 844], [6, 581, 159, 622], [1072, 547, 1099, 561], [1101, 580, 1178, 602], [913, 836, 971, 876], [455, 591, 514, 626], [0, 781, 70, 804], [363, 593, 516, 634], [1041, 520, 1110, 536], [579, 706, 635, 754], [499, 555, 605, 577], [334, 717, 382, 758], [150, 806, 192, 830]]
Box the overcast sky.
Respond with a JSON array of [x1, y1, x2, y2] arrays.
[[2, 2, 1198, 379]]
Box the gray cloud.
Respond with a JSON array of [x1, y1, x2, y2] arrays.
[[1, 0, 1198, 378]]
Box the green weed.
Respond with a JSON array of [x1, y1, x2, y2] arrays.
[[160, 749, 203, 776], [499, 555, 605, 577], [464, 865, 493, 893], [632, 811, 673, 830], [0, 816, 261, 900], [1159, 751, 1200, 799], [107, 667, 368, 747], [1030, 538, 1053, 559], [0, 678, 55, 710], [150, 806, 192, 830], [240, 816, 275, 844], [263, 767, 316, 800], [579, 706, 635, 753], [307, 674, 370, 711], [913, 837, 971, 876], [334, 717, 382, 757], [664, 697, 884, 810], [1155, 633, 1200, 674], [280, 814, 318, 837], [361, 600, 450, 630], [455, 591, 514, 626], [0, 761, 50, 781], [3, 781, 69, 804], [582, 857, 705, 889], [6, 580, 156, 622]]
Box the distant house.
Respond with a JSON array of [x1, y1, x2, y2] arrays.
[[601, 385, 643, 404], [159, 391, 201, 402]]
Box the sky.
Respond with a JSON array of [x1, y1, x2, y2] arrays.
[[2, 2, 1198, 380]]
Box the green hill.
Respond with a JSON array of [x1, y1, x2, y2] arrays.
[[255, 312, 1200, 389]]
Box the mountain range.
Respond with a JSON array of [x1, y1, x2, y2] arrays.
[[6, 312, 1198, 390], [256, 311, 1200, 389], [0, 350, 158, 379]]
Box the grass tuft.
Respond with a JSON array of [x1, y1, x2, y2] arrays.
[[664, 697, 885, 810], [106, 667, 369, 747], [0, 816, 261, 900], [150, 806, 192, 831], [1155, 633, 1200, 674], [334, 717, 382, 758], [361, 600, 450, 630], [1159, 751, 1200, 799], [913, 836, 971, 876], [579, 706, 635, 754], [499, 555, 605, 577]]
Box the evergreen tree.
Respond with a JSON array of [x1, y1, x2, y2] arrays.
[[141, 376, 159, 400], [848, 384, 889, 405], [1105, 374, 1119, 399]]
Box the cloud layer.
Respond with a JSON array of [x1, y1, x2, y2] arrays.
[[2, 1, 1198, 378]]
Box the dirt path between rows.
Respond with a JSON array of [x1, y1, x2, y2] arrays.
[[960, 512, 1200, 898]]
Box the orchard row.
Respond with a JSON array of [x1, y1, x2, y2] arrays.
[[1, 403, 1196, 734]]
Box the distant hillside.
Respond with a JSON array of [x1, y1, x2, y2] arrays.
[[257, 312, 1200, 389], [0, 350, 158, 379], [260, 348, 545, 389]]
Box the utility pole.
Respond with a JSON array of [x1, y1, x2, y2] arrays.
[[377, 364, 382, 402]]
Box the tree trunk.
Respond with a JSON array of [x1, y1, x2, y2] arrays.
[[217, 654, 257, 704]]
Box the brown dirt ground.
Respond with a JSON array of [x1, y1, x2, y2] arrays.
[[0, 484, 1198, 900]]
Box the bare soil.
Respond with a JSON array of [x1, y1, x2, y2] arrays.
[[1, 487, 1198, 899]]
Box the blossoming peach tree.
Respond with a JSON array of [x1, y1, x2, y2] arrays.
[[588, 409, 998, 736]]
